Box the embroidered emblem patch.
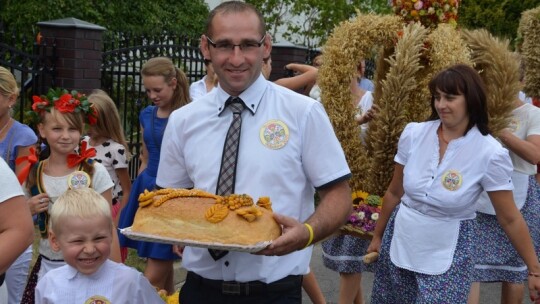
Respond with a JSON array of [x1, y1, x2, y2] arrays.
[[260, 120, 289, 149], [441, 170, 462, 191], [507, 118, 519, 133], [67, 171, 91, 189], [84, 295, 111, 304]]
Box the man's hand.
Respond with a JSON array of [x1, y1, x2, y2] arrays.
[[256, 213, 310, 256]]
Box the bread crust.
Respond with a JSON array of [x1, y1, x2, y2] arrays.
[[132, 195, 282, 245]]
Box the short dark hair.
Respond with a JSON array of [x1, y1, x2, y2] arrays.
[[205, 1, 266, 38], [427, 64, 490, 135]]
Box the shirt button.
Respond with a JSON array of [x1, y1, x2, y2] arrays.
[[225, 261, 230, 267], [425, 193, 428, 196], [431, 176, 434, 179]]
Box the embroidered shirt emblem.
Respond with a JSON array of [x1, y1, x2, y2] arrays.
[[67, 171, 91, 189], [260, 120, 289, 149], [441, 170, 462, 191], [507, 118, 519, 133], [84, 295, 111, 304]]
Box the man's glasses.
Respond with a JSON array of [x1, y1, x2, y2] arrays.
[[206, 35, 266, 54]]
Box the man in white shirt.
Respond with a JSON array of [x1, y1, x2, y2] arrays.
[[156, 1, 352, 303], [189, 59, 217, 100]]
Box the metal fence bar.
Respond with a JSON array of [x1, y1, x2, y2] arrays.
[[0, 23, 56, 126]]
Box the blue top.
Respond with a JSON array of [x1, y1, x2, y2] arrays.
[[0, 120, 38, 170], [140, 106, 167, 177]]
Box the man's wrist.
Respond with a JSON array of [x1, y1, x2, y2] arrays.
[[303, 223, 314, 248]]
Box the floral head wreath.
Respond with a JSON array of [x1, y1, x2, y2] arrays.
[[29, 88, 98, 125]]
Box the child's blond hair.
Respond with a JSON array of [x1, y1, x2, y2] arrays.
[[49, 188, 112, 235], [88, 89, 131, 159]]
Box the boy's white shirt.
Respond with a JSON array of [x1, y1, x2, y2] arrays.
[[35, 260, 163, 303]]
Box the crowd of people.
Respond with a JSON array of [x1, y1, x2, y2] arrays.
[[1, 1, 540, 304]]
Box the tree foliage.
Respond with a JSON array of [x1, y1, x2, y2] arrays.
[[458, 0, 540, 47], [0, 0, 209, 38], [247, 0, 392, 47]]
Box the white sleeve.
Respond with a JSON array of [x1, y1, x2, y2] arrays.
[[91, 162, 114, 194], [0, 159, 24, 202], [481, 147, 514, 192], [136, 273, 166, 303], [110, 142, 129, 169], [394, 123, 417, 166], [301, 102, 351, 187]]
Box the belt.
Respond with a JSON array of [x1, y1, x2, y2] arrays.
[[187, 271, 302, 296]]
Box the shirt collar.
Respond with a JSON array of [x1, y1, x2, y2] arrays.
[[65, 259, 110, 281], [216, 74, 268, 116]]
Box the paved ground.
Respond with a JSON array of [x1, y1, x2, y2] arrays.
[[174, 244, 526, 303]]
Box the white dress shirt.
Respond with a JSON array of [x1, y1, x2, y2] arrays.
[[35, 260, 163, 303], [476, 102, 540, 214], [389, 121, 513, 274], [157, 74, 350, 283], [189, 76, 215, 100]]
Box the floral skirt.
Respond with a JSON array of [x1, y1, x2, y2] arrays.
[[371, 206, 476, 304], [472, 176, 540, 283], [321, 235, 373, 273]]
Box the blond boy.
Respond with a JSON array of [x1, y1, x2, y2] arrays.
[[35, 188, 163, 303]]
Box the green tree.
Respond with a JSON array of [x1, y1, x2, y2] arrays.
[[247, 0, 391, 47], [458, 0, 540, 47], [0, 0, 209, 39]]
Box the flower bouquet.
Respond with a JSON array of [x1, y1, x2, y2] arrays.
[[340, 191, 382, 240], [391, 0, 460, 29]]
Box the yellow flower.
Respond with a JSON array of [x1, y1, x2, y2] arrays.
[[166, 291, 180, 304], [352, 190, 369, 205]]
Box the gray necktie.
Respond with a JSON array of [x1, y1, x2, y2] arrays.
[[215, 97, 245, 196], [210, 97, 245, 261]]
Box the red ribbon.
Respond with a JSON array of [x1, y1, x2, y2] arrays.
[[15, 147, 38, 184], [67, 141, 96, 168]]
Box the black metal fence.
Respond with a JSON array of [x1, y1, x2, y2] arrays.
[[0, 24, 57, 123]]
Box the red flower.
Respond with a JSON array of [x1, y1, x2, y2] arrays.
[[54, 94, 80, 113], [31, 96, 50, 113], [533, 97, 540, 108], [88, 107, 98, 125]]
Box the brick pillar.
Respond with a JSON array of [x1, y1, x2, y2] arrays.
[[38, 18, 106, 94], [270, 42, 309, 82]]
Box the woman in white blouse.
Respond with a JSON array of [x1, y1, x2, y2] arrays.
[[366, 64, 540, 303]]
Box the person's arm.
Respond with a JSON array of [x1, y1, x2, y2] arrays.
[[14, 144, 36, 176], [100, 188, 121, 263], [114, 167, 132, 224], [138, 126, 149, 175], [355, 104, 380, 125], [257, 179, 352, 256], [367, 163, 404, 253], [0, 194, 34, 274], [489, 190, 540, 300], [274, 64, 318, 92], [499, 130, 540, 165]]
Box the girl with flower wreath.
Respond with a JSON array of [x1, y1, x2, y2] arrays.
[[118, 56, 190, 295], [20, 88, 119, 303]]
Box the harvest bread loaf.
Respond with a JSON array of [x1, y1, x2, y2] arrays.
[[131, 188, 281, 245]]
